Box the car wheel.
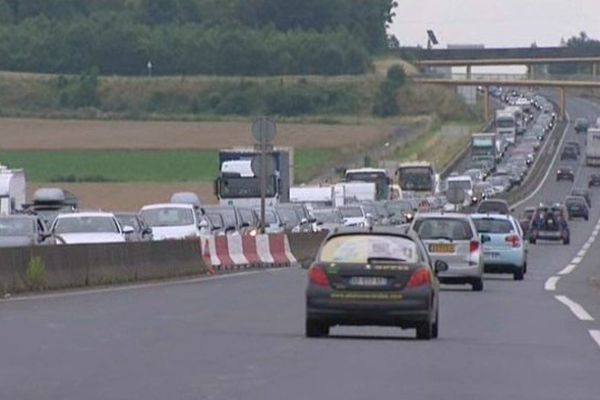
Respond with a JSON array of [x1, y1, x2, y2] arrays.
[[563, 238, 570, 245], [432, 308, 439, 339], [305, 319, 329, 338], [514, 269, 524, 281], [472, 279, 484, 292], [529, 237, 536, 244], [416, 321, 433, 340], [585, 216, 589, 221], [524, 263, 528, 274]]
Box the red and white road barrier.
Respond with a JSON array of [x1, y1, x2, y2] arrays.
[[200, 233, 297, 271]]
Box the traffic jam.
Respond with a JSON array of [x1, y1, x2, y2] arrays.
[[306, 88, 599, 339]]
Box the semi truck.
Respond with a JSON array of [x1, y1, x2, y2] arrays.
[[496, 109, 517, 144], [215, 148, 293, 207], [586, 128, 600, 166], [0, 166, 26, 216], [471, 132, 498, 170]]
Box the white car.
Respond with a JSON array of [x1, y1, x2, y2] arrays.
[[51, 212, 133, 244], [338, 205, 370, 227], [139, 203, 202, 240]]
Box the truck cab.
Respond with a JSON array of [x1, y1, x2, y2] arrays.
[[215, 148, 291, 208]]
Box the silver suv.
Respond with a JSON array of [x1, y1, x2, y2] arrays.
[[410, 213, 484, 291]]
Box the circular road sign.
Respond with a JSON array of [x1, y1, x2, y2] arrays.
[[252, 117, 277, 144], [250, 154, 276, 178]]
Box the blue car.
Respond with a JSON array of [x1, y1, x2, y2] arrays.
[[471, 214, 527, 281]]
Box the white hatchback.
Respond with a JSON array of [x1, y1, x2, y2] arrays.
[[51, 212, 133, 244], [140, 203, 202, 240]]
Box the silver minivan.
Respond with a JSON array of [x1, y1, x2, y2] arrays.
[[410, 213, 484, 291]]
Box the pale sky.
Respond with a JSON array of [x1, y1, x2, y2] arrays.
[[389, 0, 600, 48]]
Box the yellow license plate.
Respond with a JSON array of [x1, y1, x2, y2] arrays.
[[430, 243, 455, 253]]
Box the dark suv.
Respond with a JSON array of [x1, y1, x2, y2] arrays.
[[574, 118, 589, 133], [565, 196, 589, 220], [556, 167, 575, 181], [560, 146, 578, 161], [529, 204, 570, 245]]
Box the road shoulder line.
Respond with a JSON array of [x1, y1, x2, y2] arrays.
[[555, 295, 595, 321]]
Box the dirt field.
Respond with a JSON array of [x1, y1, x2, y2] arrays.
[[0, 117, 392, 150], [28, 182, 218, 212]]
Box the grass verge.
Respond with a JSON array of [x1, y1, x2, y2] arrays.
[[0, 149, 339, 184]]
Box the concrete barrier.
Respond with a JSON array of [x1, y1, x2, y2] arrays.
[[288, 231, 328, 268], [0, 240, 206, 295]]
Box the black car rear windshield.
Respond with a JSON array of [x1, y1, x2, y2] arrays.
[[473, 218, 515, 234], [477, 202, 509, 214], [413, 218, 473, 241], [319, 234, 419, 264]]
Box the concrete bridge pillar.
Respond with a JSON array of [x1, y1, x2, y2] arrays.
[[559, 87, 566, 121], [593, 63, 598, 79], [466, 65, 472, 80], [527, 64, 535, 80], [484, 86, 490, 121]]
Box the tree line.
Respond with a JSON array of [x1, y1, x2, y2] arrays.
[[0, 0, 396, 76]]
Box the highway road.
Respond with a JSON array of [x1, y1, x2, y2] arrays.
[[1, 97, 600, 400]]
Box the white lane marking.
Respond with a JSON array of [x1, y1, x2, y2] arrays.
[[559, 264, 578, 275], [590, 330, 600, 349], [593, 229, 599, 236], [545, 276, 559, 291], [555, 295, 595, 321], [572, 256, 583, 264], [582, 242, 592, 251], [577, 250, 587, 258], [0, 268, 292, 303], [511, 112, 571, 209]]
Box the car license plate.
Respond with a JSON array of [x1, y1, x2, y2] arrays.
[[349, 277, 388, 287], [484, 252, 500, 259], [429, 243, 455, 253]]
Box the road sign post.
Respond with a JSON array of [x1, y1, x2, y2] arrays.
[[251, 117, 277, 233]]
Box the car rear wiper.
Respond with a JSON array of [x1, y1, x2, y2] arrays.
[[367, 257, 407, 264]]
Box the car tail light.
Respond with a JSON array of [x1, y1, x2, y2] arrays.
[[308, 265, 330, 287], [470, 241, 480, 253], [505, 234, 520, 247], [407, 268, 431, 288]]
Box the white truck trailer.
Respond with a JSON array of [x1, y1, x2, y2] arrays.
[[586, 128, 600, 167], [0, 166, 26, 216]]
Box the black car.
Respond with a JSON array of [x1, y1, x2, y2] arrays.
[[529, 204, 570, 245], [566, 141, 581, 156], [589, 174, 600, 188], [570, 188, 592, 208], [556, 167, 575, 181], [115, 213, 153, 241], [574, 118, 589, 133], [305, 227, 448, 340], [565, 196, 589, 220], [476, 199, 511, 215], [560, 146, 578, 161]]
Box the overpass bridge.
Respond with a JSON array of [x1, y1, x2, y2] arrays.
[[400, 46, 600, 78], [413, 75, 600, 121]]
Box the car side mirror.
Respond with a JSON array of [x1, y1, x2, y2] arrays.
[[366, 213, 373, 219], [316, 221, 323, 226], [300, 218, 308, 225], [309, 217, 317, 223], [122, 226, 135, 235], [241, 222, 250, 228], [434, 260, 449, 274], [143, 227, 153, 235], [198, 220, 209, 229], [481, 234, 491, 243]]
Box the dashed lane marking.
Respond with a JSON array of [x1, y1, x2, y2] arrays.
[[577, 250, 587, 258], [555, 295, 595, 321], [572, 256, 583, 264], [545, 276, 559, 291], [589, 330, 600, 349], [559, 264, 578, 275]]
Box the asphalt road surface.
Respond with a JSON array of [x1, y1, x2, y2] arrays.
[[1, 97, 600, 400]]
